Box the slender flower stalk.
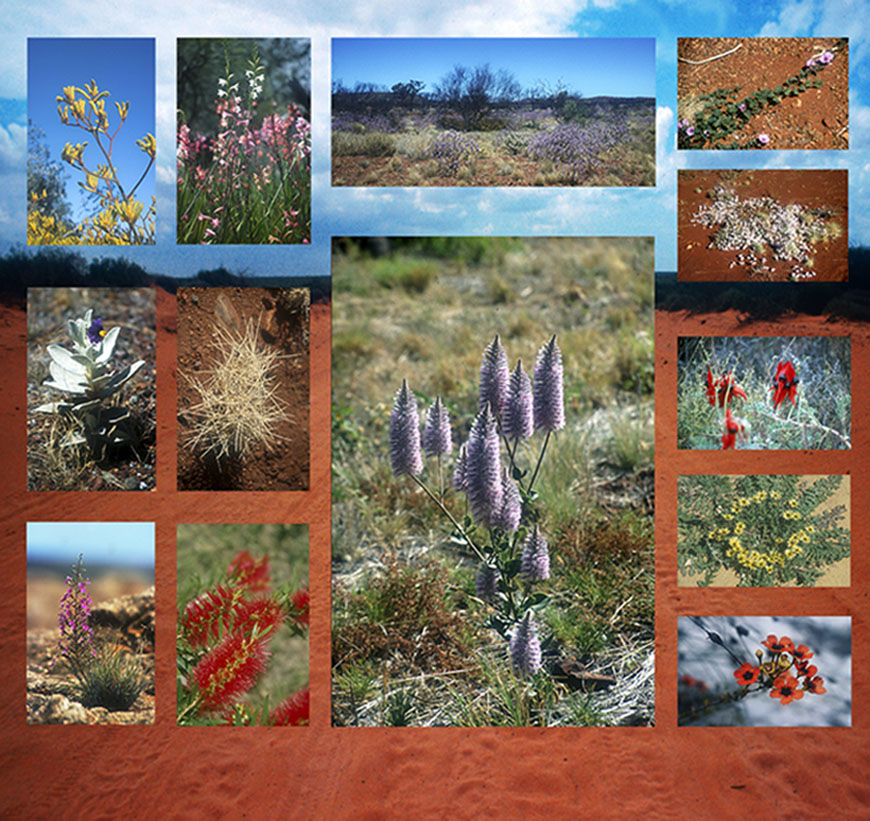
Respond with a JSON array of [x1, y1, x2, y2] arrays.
[[390, 379, 423, 477], [50, 554, 97, 684]]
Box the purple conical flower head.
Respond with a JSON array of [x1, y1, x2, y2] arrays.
[[422, 396, 452, 457], [465, 404, 502, 526], [520, 524, 550, 581], [479, 334, 510, 419], [503, 359, 533, 441], [533, 334, 565, 432], [389, 379, 423, 477], [510, 612, 542, 676], [491, 466, 521, 532], [475, 564, 501, 601], [452, 442, 468, 492]]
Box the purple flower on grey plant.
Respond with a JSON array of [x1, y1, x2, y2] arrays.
[[520, 524, 550, 581], [389, 379, 423, 477], [533, 335, 565, 433], [422, 396, 452, 457], [452, 443, 467, 492], [465, 404, 502, 526], [510, 611, 542, 676], [503, 359, 533, 441], [86, 317, 104, 344], [491, 466, 521, 532], [475, 564, 501, 601], [479, 335, 510, 419]]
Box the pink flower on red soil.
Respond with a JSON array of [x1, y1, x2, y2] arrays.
[[758, 134, 770, 145], [270, 686, 310, 725]]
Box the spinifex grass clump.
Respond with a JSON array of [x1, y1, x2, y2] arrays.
[[177, 550, 309, 725], [389, 333, 565, 678], [34, 308, 144, 453], [28, 79, 155, 245], [183, 316, 291, 466], [177, 46, 311, 244], [49, 554, 145, 711], [678, 475, 849, 586], [691, 184, 842, 280], [678, 39, 846, 150]]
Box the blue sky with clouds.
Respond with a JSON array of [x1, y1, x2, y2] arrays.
[[27, 521, 155, 569], [0, 0, 867, 275]]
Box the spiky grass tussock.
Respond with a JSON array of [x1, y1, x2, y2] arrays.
[[183, 318, 292, 464]]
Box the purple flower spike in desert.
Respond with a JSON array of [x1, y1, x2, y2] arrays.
[[491, 466, 521, 532], [521, 524, 551, 581], [533, 335, 565, 433], [510, 611, 543, 676], [503, 359, 534, 442], [423, 396, 453, 457], [465, 404, 502, 526], [479, 334, 510, 419], [475, 564, 501, 601], [389, 379, 423, 477]]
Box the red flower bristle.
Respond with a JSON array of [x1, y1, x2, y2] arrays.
[[193, 632, 271, 713], [270, 686, 309, 726]]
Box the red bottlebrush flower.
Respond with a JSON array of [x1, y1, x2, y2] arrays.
[[721, 408, 745, 450], [770, 674, 804, 705], [289, 588, 310, 626], [791, 644, 814, 663], [707, 365, 747, 407], [762, 634, 796, 655], [804, 676, 827, 695], [181, 584, 244, 647], [237, 598, 286, 639], [270, 686, 310, 726], [771, 360, 799, 409], [192, 632, 271, 713], [227, 551, 271, 593], [733, 662, 760, 686]]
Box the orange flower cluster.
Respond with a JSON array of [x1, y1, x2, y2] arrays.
[[733, 634, 826, 705]]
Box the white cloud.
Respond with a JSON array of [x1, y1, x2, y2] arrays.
[[758, 0, 817, 36], [0, 122, 26, 170]]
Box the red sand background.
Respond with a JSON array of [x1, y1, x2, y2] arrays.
[[1, 291, 868, 818]]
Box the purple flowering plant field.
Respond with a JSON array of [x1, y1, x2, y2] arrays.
[[331, 237, 654, 726]]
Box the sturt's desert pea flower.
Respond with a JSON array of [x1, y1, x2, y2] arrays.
[[706, 365, 747, 407], [422, 396, 452, 457], [465, 404, 503, 526], [510, 611, 543, 676], [491, 466, 521, 532], [479, 334, 510, 418], [520, 524, 551, 581], [389, 379, 423, 477], [533, 335, 565, 432], [770, 360, 799, 409], [503, 359, 534, 442], [721, 407, 745, 450], [475, 564, 501, 601]]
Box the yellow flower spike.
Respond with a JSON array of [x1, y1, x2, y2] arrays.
[[136, 133, 156, 159], [61, 85, 77, 104], [73, 98, 86, 120], [84, 172, 99, 192]]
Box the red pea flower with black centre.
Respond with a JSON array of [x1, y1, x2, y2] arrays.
[[721, 408, 745, 450], [762, 634, 795, 655], [733, 662, 760, 686], [706, 366, 747, 407], [771, 360, 799, 409], [770, 674, 804, 705]]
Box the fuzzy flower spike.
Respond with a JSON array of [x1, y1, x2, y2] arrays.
[[533, 335, 565, 432], [422, 395, 452, 457], [479, 335, 510, 419], [389, 379, 423, 477], [465, 403, 503, 526], [503, 359, 533, 442], [510, 611, 543, 676]]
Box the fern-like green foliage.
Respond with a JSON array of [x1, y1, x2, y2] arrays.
[[678, 475, 849, 587]]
